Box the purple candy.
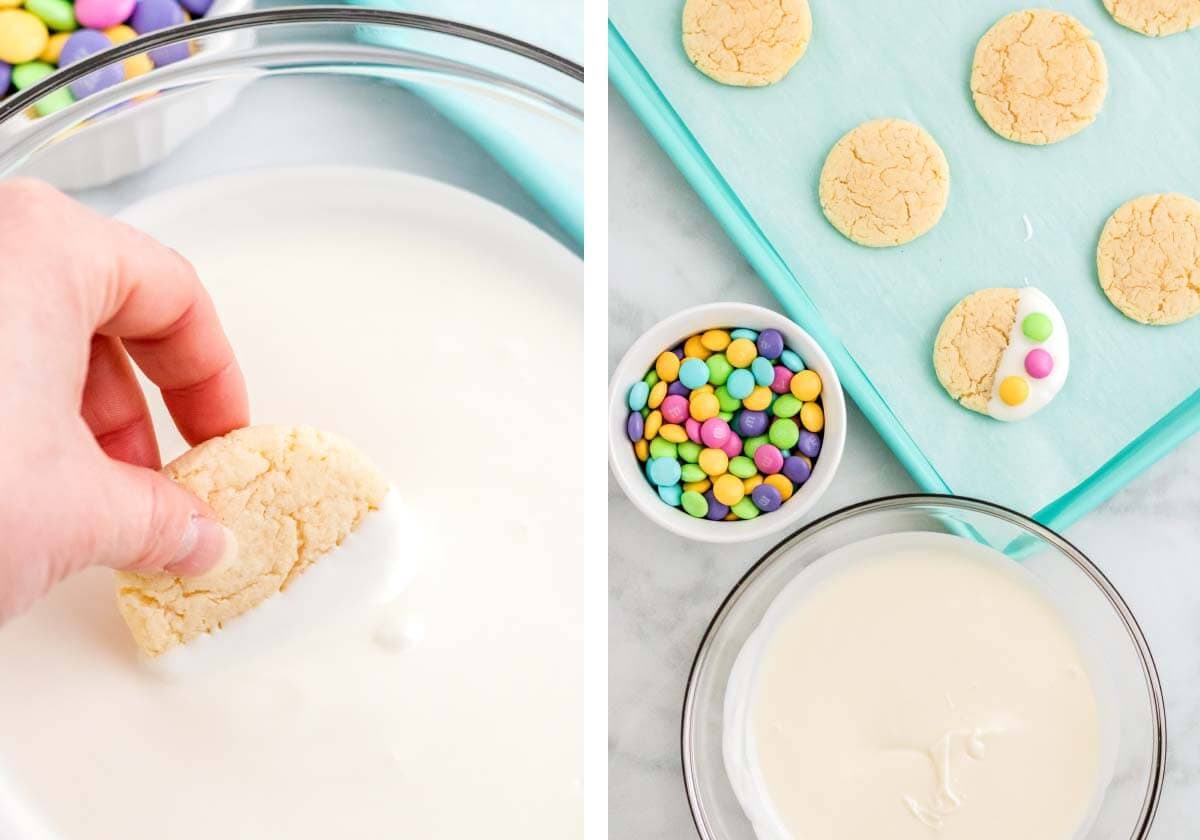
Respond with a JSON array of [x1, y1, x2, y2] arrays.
[[704, 490, 730, 521], [751, 484, 783, 513], [0, 62, 10, 94], [671, 346, 684, 359], [782, 455, 812, 485], [626, 412, 644, 442], [666, 381, 690, 398], [60, 30, 124, 100], [797, 430, 822, 458], [150, 41, 190, 67], [756, 328, 784, 360], [131, 0, 185, 33], [737, 409, 768, 438], [179, 0, 213, 13]]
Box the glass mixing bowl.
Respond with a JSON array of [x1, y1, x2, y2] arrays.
[[0, 6, 582, 248], [683, 495, 1166, 840]]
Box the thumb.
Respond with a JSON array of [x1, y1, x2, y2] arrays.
[[92, 459, 235, 577]]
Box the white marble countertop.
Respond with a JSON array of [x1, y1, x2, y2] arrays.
[[608, 87, 1200, 840]]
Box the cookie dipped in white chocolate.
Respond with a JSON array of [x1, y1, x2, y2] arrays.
[[986, 288, 1070, 422]]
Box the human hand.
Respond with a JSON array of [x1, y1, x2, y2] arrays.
[[0, 179, 248, 624]]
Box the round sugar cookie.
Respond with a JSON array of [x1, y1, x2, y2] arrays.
[[818, 118, 950, 247], [971, 9, 1108, 145], [115, 425, 389, 656], [1097, 193, 1200, 325], [681, 0, 813, 87], [933, 287, 1070, 421], [1103, 0, 1200, 36]]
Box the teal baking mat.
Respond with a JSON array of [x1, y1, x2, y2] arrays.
[[609, 1, 1200, 530]]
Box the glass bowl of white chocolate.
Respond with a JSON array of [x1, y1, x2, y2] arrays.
[[682, 495, 1165, 840]]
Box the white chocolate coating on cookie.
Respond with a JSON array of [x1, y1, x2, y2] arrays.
[[681, 0, 812, 87], [1097, 193, 1200, 325], [1103, 0, 1200, 36], [986, 288, 1070, 422], [819, 118, 950, 247], [971, 10, 1108, 145]]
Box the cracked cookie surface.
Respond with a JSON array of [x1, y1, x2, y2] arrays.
[[971, 9, 1108, 145], [1097, 193, 1200, 325], [1104, 0, 1200, 35], [933, 288, 1020, 415], [681, 0, 812, 87], [818, 118, 950, 248], [116, 425, 388, 657]]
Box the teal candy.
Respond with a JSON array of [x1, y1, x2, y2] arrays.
[[657, 483, 683, 506], [715, 385, 740, 413], [681, 463, 706, 483], [648, 457, 681, 487], [726, 368, 754, 400], [649, 437, 677, 459], [780, 350, 805, 372], [729, 456, 756, 479], [678, 357, 710, 389], [678, 441, 701, 463], [769, 418, 800, 450], [627, 380, 649, 411], [751, 356, 774, 387], [706, 353, 732, 386], [730, 328, 759, 341], [681, 490, 708, 517]]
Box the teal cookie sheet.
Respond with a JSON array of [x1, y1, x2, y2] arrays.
[[609, 0, 1200, 520]]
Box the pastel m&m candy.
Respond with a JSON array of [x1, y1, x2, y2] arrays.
[[750, 356, 774, 387], [700, 417, 731, 448], [725, 337, 757, 368], [0, 10, 48, 63], [678, 357, 709, 389], [726, 368, 754, 400], [75, 0, 132, 28], [60, 28, 121, 98], [660, 394, 689, 424], [1024, 348, 1053, 379], [753, 443, 784, 475], [999, 376, 1029, 406], [790, 369, 822, 401]]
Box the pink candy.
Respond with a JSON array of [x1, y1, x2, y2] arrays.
[[685, 417, 702, 443], [770, 365, 793, 395], [721, 431, 742, 459], [754, 444, 784, 475], [75, 0, 137, 29], [1024, 348, 1053, 379], [661, 394, 689, 424], [700, 417, 731, 448]]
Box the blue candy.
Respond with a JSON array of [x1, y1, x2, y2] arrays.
[[780, 349, 805, 372], [750, 356, 775, 387], [648, 457, 681, 487], [726, 368, 755, 400], [657, 482, 683, 506], [627, 380, 649, 411], [678, 357, 710, 390], [730, 328, 759, 341]]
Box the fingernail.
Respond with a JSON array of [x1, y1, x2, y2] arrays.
[[165, 515, 238, 578]]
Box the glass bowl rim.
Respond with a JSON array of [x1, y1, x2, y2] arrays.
[[680, 492, 1167, 840], [0, 5, 583, 126]]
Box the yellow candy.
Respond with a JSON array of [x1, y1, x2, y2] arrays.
[[689, 391, 720, 421], [40, 30, 68, 63], [659, 423, 688, 444], [725, 512, 737, 521], [683, 479, 711, 494], [700, 329, 731, 351], [123, 53, 153, 78], [643, 409, 662, 440], [104, 24, 137, 43], [655, 351, 680, 383], [800, 402, 825, 433], [743, 474, 763, 493], [0, 0, 24, 10], [0, 10, 49, 64], [634, 439, 649, 462], [682, 334, 711, 360], [692, 384, 714, 396], [647, 380, 667, 409], [698, 447, 729, 477], [742, 385, 772, 411], [713, 474, 745, 506], [765, 473, 794, 502], [999, 376, 1029, 406], [790, 369, 823, 401], [726, 338, 757, 368]]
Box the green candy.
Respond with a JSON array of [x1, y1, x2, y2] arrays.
[[12, 61, 55, 91], [681, 490, 709, 518], [25, 0, 76, 32], [643, 370, 660, 388], [772, 394, 802, 418], [33, 87, 74, 117], [714, 385, 741, 413], [640, 407, 648, 418], [677, 441, 701, 463], [769, 418, 800, 450], [1022, 312, 1053, 342], [717, 410, 733, 422], [732, 498, 760, 520], [680, 463, 706, 483], [729, 456, 757, 479], [706, 353, 732, 386], [743, 435, 769, 458], [649, 437, 677, 459]]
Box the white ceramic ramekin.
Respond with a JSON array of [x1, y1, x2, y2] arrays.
[[608, 302, 846, 544]]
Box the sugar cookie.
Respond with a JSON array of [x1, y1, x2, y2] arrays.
[[818, 118, 950, 247], [971, 10, 1108, 145], [681, 0, 812, 87], [116, 425, 389, 656], [933, 287, 1069, 421], [1103, 0, 1200, 36], [1097, 193, 1200, 325]]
